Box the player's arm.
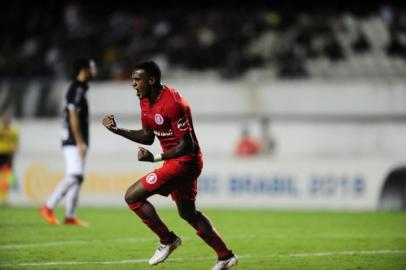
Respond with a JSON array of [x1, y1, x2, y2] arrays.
[[103, 114, 155, 145], [138, 132, 194, 162], [69, 109, 87, 157]]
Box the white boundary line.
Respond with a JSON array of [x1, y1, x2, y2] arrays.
[[0, 249, 405, 268], [1, 234, 405, 250], [288, 249, 406, 257]]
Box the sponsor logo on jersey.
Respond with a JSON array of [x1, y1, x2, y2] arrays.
[[177, 117, 189, 131], [154, 114, 164, 125], [146, 173, 158, 184], [153, 129, 174, 137]]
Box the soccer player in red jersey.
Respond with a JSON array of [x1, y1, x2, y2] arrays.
[[103, 61, 238, 270]]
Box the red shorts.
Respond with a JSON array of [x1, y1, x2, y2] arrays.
[[140, 155, 203, 201]]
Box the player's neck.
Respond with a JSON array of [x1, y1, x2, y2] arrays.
[[77, 71, 88, 83], [149, 85, 163, 103]]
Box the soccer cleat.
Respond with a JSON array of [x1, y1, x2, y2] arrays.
[[39, 206, 60, 225], [148, 236, 182, 265], [64, 217, 89, 227], [211, 254, 239, 270]]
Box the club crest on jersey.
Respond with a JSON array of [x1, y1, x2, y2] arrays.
[[177, 117, 189, 131], [154, 114, 164, 125], [146, 173, 158, 184]]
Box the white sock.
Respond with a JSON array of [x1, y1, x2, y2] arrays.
[[65, 182, 81, 218], [46, 175, 77, 209]]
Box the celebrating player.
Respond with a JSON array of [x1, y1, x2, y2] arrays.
[[103, 61, 238, 270]]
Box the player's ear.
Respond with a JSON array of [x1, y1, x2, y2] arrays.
[[148, 76, 155, 86]]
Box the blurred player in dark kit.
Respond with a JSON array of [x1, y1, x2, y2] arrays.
[[39, 57, 97, 226]]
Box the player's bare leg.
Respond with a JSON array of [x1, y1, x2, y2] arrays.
[[125, 180, 181, 265], [176, 200, 238, 269]]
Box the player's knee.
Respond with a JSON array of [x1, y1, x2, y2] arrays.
[[124, 189, 142, 205], [124, 181, 148, 204], [73, 175, 83, 184], [124, 191, 134, 204]]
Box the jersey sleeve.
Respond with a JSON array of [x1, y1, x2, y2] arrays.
[[166, 100, 192, 137], [66, 85, 84, 111]]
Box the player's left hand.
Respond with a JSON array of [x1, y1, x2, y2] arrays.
[[78, 143, 87, 158], [138, 147, 154, 162]]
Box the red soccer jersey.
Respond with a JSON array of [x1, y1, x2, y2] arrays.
[[140, 85, 201, 161]]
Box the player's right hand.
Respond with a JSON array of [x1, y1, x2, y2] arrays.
[[103, 115, 118, 133]]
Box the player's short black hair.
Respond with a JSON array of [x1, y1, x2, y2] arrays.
[[73, 57, 91, 77], [133, 61, 161, 84]]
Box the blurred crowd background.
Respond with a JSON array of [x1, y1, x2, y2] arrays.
[[1, 1, 405, 81]]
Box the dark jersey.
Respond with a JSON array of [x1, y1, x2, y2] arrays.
[[61, 80, 89, 146]]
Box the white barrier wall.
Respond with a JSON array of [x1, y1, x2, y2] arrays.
[[86, 78, 406, 117], [15, 119, 406, 160]]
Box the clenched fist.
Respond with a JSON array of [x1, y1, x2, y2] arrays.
[[138, 147, 154, 162], [103, 115, 119, 133]]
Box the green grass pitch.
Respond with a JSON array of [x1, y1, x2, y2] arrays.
[[1, 207, 405, 270]]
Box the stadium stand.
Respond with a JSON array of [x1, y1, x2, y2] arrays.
[[0, 2, 405, 80]]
